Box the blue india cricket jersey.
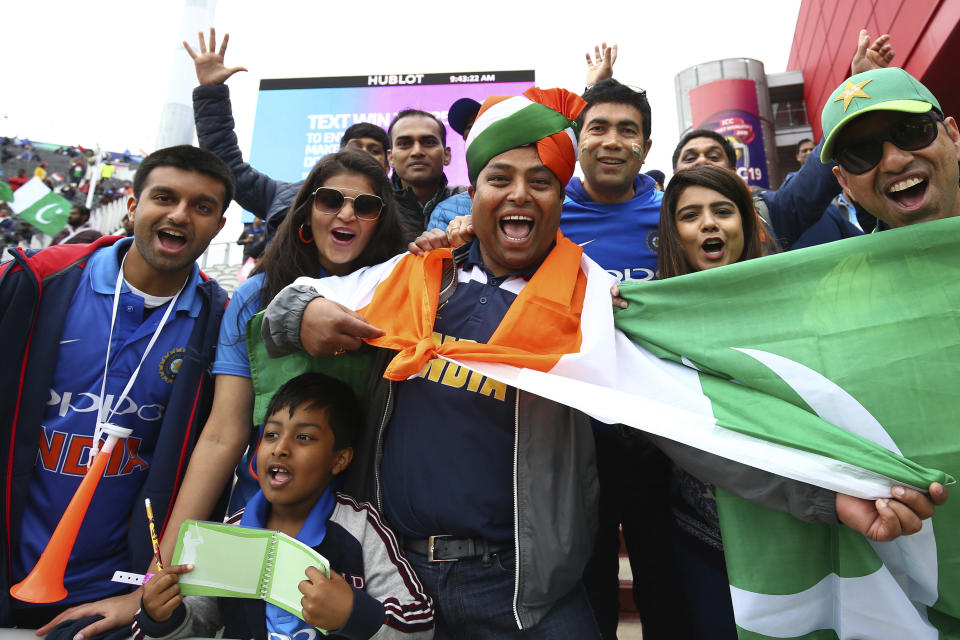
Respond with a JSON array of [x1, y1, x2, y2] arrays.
[[562, 173, 663, 281], [14, 238, 206, 606]]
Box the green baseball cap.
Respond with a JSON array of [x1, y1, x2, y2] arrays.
[[820, 67, 940, 163]]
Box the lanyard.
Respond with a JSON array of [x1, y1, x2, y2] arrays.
[[90, 254, 185, 462]]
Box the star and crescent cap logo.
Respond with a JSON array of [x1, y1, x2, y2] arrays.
[[834, 79, 873, 112]]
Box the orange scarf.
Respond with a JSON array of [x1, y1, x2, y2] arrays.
[[359, 231, 587, 380]]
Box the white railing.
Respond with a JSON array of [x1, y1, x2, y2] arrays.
[[196, 242, 247, 295], [94, 199, 129, 235], [199, 241, 246, 268]]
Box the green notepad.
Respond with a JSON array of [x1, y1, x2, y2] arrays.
[[171, 519, 330, 623]]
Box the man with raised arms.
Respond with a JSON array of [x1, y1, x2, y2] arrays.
[[262, 83, 947, 636], [185, 29, 391, 240], [185, 29, 462, 244]]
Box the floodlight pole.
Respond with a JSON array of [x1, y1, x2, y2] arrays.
[[155, 0, 218, 150], [84, 146, 101, 210]]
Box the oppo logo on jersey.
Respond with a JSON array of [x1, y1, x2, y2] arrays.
[[46, 389, 165, 422], [607, 267, 656, 282]]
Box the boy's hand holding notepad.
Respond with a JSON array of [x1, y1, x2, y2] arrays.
[[171, 519, 332, 627], [299, 565, 356, 631]]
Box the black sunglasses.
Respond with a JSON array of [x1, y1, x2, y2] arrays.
[[306, 187, 383, 221], [837, 111, 942, 174]]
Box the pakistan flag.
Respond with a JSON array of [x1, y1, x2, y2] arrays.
[[10, 177, 71, 236], [616, 216, 960, 639]]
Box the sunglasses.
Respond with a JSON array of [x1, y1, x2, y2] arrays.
[[836, 111, 942, 174], [308, 187, 383, 221]]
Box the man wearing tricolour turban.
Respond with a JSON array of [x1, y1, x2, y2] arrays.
[[466, 87, 586, 186], [262, 87, 603, 635]]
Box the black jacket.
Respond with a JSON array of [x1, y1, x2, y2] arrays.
[[260, 244, 599, 630], [390, 172, 465, 242]]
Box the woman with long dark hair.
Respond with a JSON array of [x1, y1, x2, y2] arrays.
[[657, 164, 763, 278], [657, 164, 764, 639], [158, 149, 405, 559], [252, 151, 403, 307]]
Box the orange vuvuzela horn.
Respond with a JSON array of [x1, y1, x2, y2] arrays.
[[10, 425, 132, 603]]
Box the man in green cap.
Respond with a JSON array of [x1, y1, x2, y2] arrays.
[[821, 66, 960, 229]]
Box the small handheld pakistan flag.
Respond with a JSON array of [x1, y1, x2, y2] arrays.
[[10, 177, 72, 236]]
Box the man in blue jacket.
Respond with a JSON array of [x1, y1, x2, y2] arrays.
[[671, 30, 897, 251], [672, 128, 861, 251], [0, 146, 232, 639]]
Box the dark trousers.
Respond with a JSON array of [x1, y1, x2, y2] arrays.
[[672, 518, 738, 640], [582, 426, 688, 639]]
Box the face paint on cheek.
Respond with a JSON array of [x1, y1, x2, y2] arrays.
[[631, 142, 643, 160], [580, 143, 589, 156]]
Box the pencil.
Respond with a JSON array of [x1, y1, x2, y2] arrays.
[[145, 498, 163, 571]]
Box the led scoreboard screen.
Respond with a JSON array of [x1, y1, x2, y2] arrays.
[[247, 70, 537, 216]]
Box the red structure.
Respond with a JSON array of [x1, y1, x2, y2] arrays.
[[788, 0, 960, 139]]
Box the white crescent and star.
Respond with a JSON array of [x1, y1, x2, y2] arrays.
[[34, 202, 66, 225], [729, 348, 939, 639]]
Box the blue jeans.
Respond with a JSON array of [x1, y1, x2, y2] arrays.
[[405, 549, 601, 639]]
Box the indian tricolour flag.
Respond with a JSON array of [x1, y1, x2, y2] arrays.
[[289, 220, 959, 639], [10, 177, 71, 236]]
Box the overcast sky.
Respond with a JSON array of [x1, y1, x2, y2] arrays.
[[3, 0, 803, 241]]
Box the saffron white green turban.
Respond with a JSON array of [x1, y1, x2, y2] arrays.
[[465, 87, 587, 186]]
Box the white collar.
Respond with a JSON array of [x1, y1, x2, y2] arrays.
[[124, 278, 176, 309]]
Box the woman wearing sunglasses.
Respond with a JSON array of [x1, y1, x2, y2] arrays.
[[158, 150, 405, 559]]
